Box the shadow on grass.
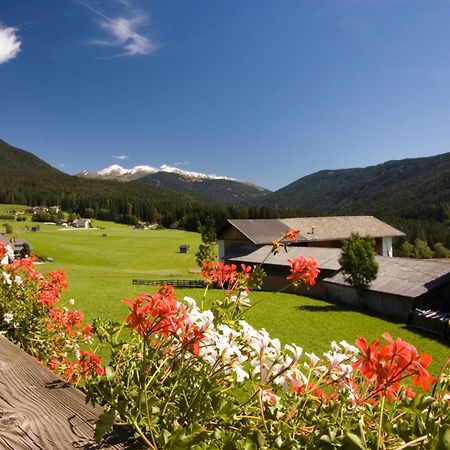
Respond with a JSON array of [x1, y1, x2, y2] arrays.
[[295, 301, 450, 347], [295, 304, 354, 313]]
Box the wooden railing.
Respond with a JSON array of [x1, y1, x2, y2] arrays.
[[132, 279, 206, 289], [0, 336, 129, 449]]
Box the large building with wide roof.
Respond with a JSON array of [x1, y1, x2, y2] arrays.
[[218, 217, 450, 322], [218, 216, 405, 262]]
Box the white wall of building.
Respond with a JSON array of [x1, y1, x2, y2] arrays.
[[382, 236, 393, 257]]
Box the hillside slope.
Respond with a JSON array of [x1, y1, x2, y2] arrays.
[[0, 139, 223, 229], [78, 164, 271, 206], [134, 171, 270, 206], [264, 153, 450, 219]]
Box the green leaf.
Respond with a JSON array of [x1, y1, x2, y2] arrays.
[[94, 409, 116, 444], [434, 425, 450, 450], [343, 432, 368, 450]]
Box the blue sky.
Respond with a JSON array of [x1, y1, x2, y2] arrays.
[[1, 0, 450, 190]]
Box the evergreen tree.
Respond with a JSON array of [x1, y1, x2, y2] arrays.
[[339, 233, 379, 304], [195, 216, 217, 267]]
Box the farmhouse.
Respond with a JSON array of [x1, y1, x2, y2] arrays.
[[72, 219, 92, 229], [220, 217, 450, 321], [0, 234, 31, 260], [218, 216, 405, 261], [324, 258, 450, 321]]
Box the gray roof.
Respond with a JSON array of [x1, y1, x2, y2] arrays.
[[222, 216, 404, 244], [282, 216, 405, 241], [324, 257, 450, 298], [226, 219, 289, 244], [229, 245, 342, 271]]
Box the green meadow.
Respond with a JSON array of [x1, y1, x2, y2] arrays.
[[2, 204, 449, 373]]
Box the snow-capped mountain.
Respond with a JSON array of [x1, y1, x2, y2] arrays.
[[77, 163, 271, 206], [83, 164, 238, 182]]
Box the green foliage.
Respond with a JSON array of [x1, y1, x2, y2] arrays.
[[32, 211, 62, 222], [434, 242, 450, 258], [339, 233, 379, 302], [413, 238, 433, 259], [399, 240, 414, 257], [195, 216, 217, 267], [3, 222, 13, 234]]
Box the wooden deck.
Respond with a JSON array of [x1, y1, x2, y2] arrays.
[[0, 336, 132, 449]]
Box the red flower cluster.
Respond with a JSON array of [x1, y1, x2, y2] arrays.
[[201, 261, 253, 293], [78, 350, 105, 377], [55, 351, 104, 383], [272, 228, 300, 254], [8, 255, 40, 279], [353, 333, 435, 400], [48, 308, 84, 335], [282, 228, 300, 242], [123, 286, 187, 339], [287, 256, 320, 287], [38, 270, 69, 307], [0, 241, 7, 260]]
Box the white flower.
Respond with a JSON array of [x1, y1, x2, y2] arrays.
[[14, 275, 23, 285], [2, 272, 12, 285], [68, 298, 75, 305], [3, 313, 14, 324]]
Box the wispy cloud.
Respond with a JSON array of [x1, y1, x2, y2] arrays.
[[173, 161, 189, 167], [0, 25, 21, 64], [113, 154, 129, 160], [77, 0, 157, 57]]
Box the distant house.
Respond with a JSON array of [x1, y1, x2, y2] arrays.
[[324, 258, 450, 321], [135, 222, 148, 230], [48, 206, 61, 213], [26, 206, 48, 214], [0, 234, 31, 260], [218, 216, 405, 261], [72, 219, 92, 229], [179, 244, 190, 253]]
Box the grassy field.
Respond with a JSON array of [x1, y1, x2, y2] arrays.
[[2, 204, 449, 374]]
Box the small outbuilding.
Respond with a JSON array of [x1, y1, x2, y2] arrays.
[[72, 219, 92, 229], [324, 257, 450, 321]]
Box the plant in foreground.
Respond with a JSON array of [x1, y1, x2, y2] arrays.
[[1, 233, 449, 449]]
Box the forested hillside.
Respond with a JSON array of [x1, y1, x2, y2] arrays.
[[0, 139, 304, 230], [263, 153, 450, 246]]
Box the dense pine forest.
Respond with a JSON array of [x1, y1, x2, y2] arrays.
[[0, 139, 305, 231]]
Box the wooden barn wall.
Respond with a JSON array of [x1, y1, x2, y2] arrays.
[[260, 265, 334, 299], [325, 284, 414, 321], [415, 282, 450, 312]]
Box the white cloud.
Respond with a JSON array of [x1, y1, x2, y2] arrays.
[[113, 154, 129, 160], [0, 26, 21, 64], [77, 0, 157, 57], [94, 14, 156, 57]]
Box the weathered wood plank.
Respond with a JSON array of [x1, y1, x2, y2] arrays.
[[0, 336, 130, 449]]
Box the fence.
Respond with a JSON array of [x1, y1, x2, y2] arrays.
[[132, 279, 206, 288]]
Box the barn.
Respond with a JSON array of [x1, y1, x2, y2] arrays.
[[324, 257, 450, 321], [218, 216, 405, 261]]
